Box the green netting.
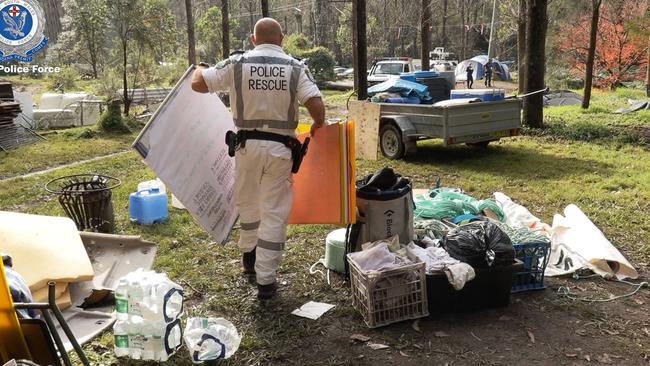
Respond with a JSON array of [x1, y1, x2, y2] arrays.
[[414, 189, 507, 222]]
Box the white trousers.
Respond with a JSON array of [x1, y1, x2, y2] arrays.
[[235, 140, 293, 285]]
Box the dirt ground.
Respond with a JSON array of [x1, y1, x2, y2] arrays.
[[257, 271, 650, 366]]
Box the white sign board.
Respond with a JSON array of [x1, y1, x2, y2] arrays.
[[133, 66, 237, 244]]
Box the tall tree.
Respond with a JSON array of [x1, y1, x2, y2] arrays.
[[517, 0, 526, 92], [523, 0, 548, 128], [557, 1, 648, 89], [353, 0, 367, 100], [460, 0, 466, 60], [261, 0, 269, 17], [221, 0, 230, 58], [185, 0, 197, 66], [441, 0, 448, 48], [647, 35, 650, 96], [421, 0, 431, 71], [58, 0, 110, 79], [111, 0, 175, 115], [581, 0, 602, 109]]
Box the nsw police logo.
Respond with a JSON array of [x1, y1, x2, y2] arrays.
[[0, 0, 48, 62]]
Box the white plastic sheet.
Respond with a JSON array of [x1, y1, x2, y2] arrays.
[[132, 67, 237, 244], [546, 204, 638, 280]]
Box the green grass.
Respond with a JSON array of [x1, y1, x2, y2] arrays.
[[3, 133, 650, 364], [0, 127, 136, 179], [3, 88, 650, 364], [529, 87, 650, 145]]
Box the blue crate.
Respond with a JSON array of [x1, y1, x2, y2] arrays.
[[511, 241, 550, 293]]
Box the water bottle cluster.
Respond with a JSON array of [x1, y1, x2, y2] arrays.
[[113, 269, 184, 361]]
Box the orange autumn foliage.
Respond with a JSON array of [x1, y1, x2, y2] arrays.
[[558, 1, 649, 89]]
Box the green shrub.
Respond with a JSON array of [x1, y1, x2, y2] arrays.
[[284, 33, 312, 56], [97, 101, 130, 133], [283, 33, 335, 83], [47, 66, 79, 91]]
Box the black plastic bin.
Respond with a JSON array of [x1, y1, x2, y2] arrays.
[[426, 259, 524, 313], [45, 174, 121, 233]]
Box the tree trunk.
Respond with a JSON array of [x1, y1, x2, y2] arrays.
[[353, 0, 367, 100], [582, 0, 602, 109], [221, 0, 230, 58], [261, 0, 269, 17], [122, 39, 131, 116], [441, 0, 448, 48], [523, 0, 547, 128], [460, 0, 466, 60], [517, 0, 526, 92], [646, 35, 650, 97], [421, 0, 431, 71], [185, 0, 196, 66]]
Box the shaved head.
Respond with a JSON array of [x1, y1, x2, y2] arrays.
[[252, 17, 283, 46]]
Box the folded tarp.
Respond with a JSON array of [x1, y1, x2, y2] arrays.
[[367, 78, 431, 102], [546, 204, 637, 280]]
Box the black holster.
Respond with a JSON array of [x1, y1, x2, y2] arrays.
[[225, 130, 310, 174]]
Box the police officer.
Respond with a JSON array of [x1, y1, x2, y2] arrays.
[[466, 64, 474, 89], [484, 59, 493, 87], [191, 18, 325, 300]]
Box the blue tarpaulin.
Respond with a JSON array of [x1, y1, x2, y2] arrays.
[[367, 78, 432, 102]]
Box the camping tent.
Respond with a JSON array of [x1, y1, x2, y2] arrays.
[[455, 55, 512, 82]]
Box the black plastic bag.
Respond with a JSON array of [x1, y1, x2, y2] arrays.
[[442, 221, 514, 268]]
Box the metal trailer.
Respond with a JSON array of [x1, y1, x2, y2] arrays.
[[376, 98, 523, 159]]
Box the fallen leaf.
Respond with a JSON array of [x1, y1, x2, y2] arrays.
[[413, 343, 423, 350], [434, 331, 450, 338], [527, 330, 535, 344], [412, 319, 421, 332], [399, 351, 409, 357], [634, 299, 644, 305], [576, 329, 588, 336], [565, 354, 578, 358], [228, 259, 239, 265], [584, 355, 591, 362], [367, 342, 389, 350], [350, 334, 371, 342], [498, 315, 512, 321]]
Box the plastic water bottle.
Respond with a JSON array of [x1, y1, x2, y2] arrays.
[[152, 320, 166, 361], [115, 279, 129, 321], [113, 320, 129, 357], [141, 320, 155, 360], [128, 317, 143, 359], [128, 278, 144, 318]]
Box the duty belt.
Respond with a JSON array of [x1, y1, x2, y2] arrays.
[[225, 129, 310, 174]]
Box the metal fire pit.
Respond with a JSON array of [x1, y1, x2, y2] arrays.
[[45, 174, 121, 233]]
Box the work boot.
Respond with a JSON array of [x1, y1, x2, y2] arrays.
[[257, 282, 277, 300], [242, 248, 256, 276]]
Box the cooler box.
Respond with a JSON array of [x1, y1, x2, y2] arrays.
[[426, 259, 523, 313], [450, 88, 505, 102]]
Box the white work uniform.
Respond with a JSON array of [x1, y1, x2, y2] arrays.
[[202, 44, 321, 285]]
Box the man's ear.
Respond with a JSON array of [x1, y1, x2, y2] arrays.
[[250, 34, 256, 46]]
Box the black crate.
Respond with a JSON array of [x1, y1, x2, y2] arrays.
[[426, 259, 524, 313]]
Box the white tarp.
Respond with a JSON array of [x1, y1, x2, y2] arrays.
[[132, 66, 237, 244], [546, 204, 638, 280]]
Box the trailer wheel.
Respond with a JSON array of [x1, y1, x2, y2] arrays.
[[466, 141, 491, 148], [380, 124, 405, 159]]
